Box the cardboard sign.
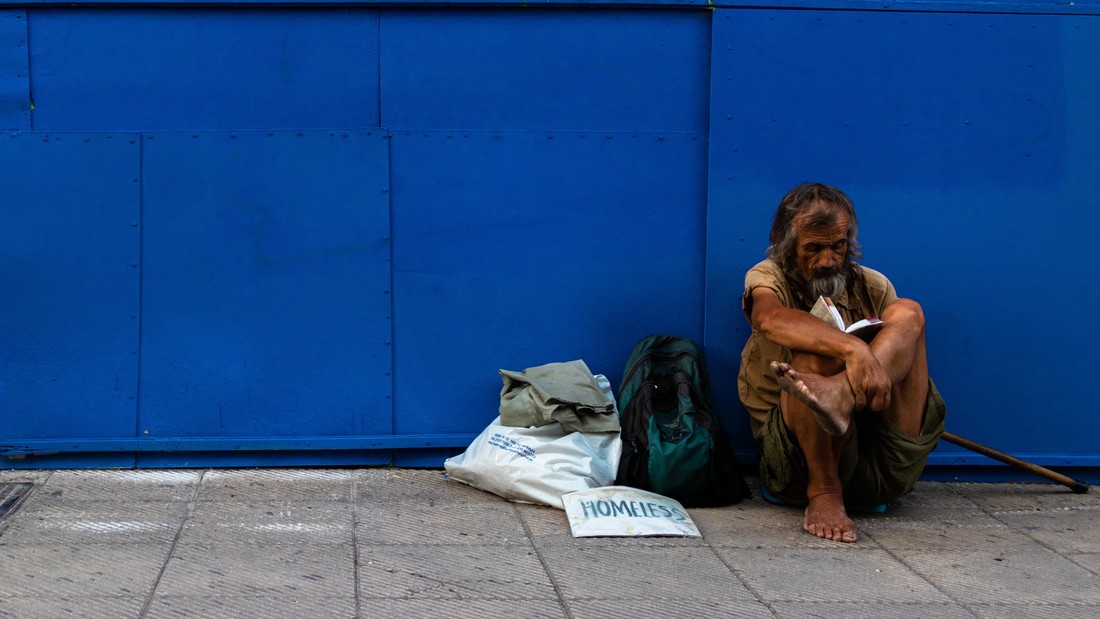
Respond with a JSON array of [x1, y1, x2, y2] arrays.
[[562, 486, 700, 538]]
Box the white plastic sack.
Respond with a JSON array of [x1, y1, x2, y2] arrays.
[[444, 417, 621, 508], [562, 486, 700, 538]]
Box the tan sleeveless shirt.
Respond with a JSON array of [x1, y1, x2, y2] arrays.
[[737, 259, 897, 436]]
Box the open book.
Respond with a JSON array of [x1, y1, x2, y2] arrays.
[[810, 295, 883, 341]]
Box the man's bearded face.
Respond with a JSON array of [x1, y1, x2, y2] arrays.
[[793, 210, 851, 301]]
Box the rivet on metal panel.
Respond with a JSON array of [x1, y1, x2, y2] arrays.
[[902, 121, 909, 126], [580, 134, 586, 139], [130, 314, 136, 319], [727, 176, 733, 181], [145, 135, 153, 140], [41, 137, 48, 142], [964, 120, 971, 125], [383, 291, 390, 295], [130, 264, 137, 268], [385, 371, 391, 376], [132, 222, 138, 227], [107, 135, 112, 139], [342, 133, 348, 138], [296, 132, 303, 137], [230, 133, 237, 139], [128, 395, 134, 400], [192, 134, 199, 139], [726, 115, 732, 120], [382, 236, 391, 241], [382, 188, 389, 193], [129, 139, 135, 144], [132, 178, 138, 183], [268, 132, 274, 137], [658, 136, 665, 141], [605, 135, 613, 140], [385, 341, 391, 345], [422, 133, 428, 138], [547, 135, 553, 140], [330, 132, 336, 137]]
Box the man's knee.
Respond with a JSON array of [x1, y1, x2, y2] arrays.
[[789, 351, 844, 376], [884, 298, 925, 330]]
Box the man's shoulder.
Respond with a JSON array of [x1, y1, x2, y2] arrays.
[[744, 258, 794, 309], [856, 264, 893, 290], [854, 264, 899, 307], [745, 258, 786, 282]]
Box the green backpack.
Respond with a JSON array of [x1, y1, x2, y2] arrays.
[[616, 335, 750, 507]]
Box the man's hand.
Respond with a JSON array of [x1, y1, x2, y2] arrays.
[[843, 343, 892, 411]]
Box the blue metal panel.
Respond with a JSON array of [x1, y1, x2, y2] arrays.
[[390, 131, 708, 451], [0, 10, 29, 130], [139, 131, 393, 458], [0, 133, 140, 468], [28, 8, 380, 132], [381, 9, 710, 132], [4, 1, 1099, 16], [707, 9, 1100, 462]]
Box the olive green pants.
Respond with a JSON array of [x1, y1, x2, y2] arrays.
[[757, 380, 946, 507]]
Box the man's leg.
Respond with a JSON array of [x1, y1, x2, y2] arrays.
[[772, 298, 930, 542], [778, 352, 857, 543], [774, 298, 928, 439]]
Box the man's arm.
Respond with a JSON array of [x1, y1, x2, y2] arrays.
[[749, 287, 893, 411]]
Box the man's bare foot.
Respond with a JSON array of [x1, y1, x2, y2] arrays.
[[770, 361, 854, 436], [804, 492, 857, 543]]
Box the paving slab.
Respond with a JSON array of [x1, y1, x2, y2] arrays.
[[0, 468, 1097, 618], [538, 545, 755, 601], [358, 543, 556, 600], [994, 507, 1100, 554], [357, 500, 529, 545], [862, 509, 1044, 552], [0, 501, 187, 545], [198, 469, 352, 502], [179, 500, 353, 545], [0, 543, 171, 598], [769, 601, 976, 618], [156, 543, 355, 597], [903, 547, 1100, 605], [714, 547, 951, 604], [565, 598, 774, 619], [356, 468, 488, 503], [969, 603, 1100, 619], [35, 470, 199, 503], [0, 595, 145, 619], [145, 595, 357, 619], [357, 598, 567, 618]]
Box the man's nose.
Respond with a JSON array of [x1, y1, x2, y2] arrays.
[[818, 252, 838, 269]]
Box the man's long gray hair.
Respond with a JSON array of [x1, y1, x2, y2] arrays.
[[767, 183, 863, 300]]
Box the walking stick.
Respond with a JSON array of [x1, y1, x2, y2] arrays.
[[942, 431, 1090, 494]]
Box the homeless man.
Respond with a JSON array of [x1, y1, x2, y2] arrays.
[[737, 182, 945, 543]]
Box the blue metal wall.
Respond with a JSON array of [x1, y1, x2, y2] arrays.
[[1, 2, 1097, 474]]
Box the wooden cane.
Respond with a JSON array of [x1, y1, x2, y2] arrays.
[[942, 431, 1090, 494]]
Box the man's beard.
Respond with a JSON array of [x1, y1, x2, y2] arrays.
[[804, 268, 848, 300]]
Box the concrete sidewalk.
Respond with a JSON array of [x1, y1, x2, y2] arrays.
[[0, 468, 1098, 618]]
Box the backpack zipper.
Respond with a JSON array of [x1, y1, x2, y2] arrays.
[[621, 350, 701, 388]]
